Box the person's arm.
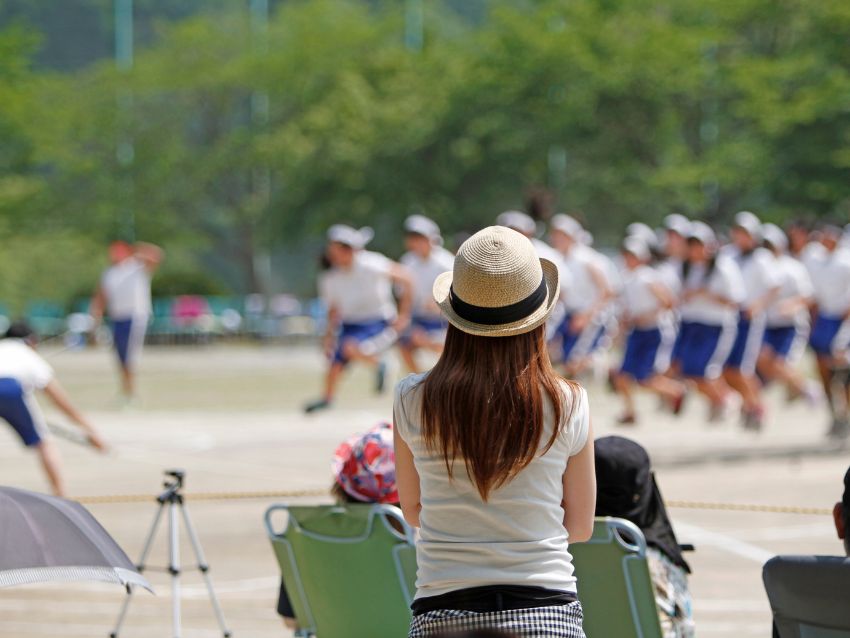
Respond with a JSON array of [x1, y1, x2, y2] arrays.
[[388, 262, 413, 332], [394, 432, 421, 528], [746, 285, 781, 319], [562, 417, 596, 543], [90, 284, 106, 329], [134, 242, 164, 273], [42, 380, 109, 452], [649, 281, 675, 310], [571, 264, 612, 332]]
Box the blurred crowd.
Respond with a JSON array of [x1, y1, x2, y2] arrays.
[[308, 210, 850, 438]]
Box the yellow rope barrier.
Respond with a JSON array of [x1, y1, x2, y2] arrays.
[[73, 490, 833, 515]]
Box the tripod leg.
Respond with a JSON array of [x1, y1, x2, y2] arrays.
[[180, 504, 232, 637], [110, 501, 167, 638], [169, 501, 182, 638]]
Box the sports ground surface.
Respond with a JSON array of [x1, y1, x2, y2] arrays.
[[0, 344, 847, 637]]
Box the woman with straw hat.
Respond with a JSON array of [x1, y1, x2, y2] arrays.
[[394, 226, 595, 637]]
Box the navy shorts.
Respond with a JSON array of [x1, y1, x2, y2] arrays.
[[0, 378, 43, 447], [673, 321, 734, 379], [725, 314, 766, 375], [559, 313, 605, 362], [809, 314, 846, 356], [763, 326, 797, 358], [333, 321, 395, 365], [620, 327, 662, 382], [111, 318, 146, 367], [400, 316, 447, 346]]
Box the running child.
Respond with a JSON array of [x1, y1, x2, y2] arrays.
[[613, 237, 686, 425], [91, 240, 164, 400], [722, 212, 781, 430], [672, 222, 745, 420], [549, 213, 615, 376], [304, 225, 413, 414], [0, 322, 108, 496], [806, 223, 850, 438], [757, 223, 818, 403], [398, 215, 455, 373]]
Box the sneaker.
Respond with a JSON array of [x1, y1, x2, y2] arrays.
[[827, 418, 850, 440], [742, 406, 765, 432], [616, 413, 637, 426], [304, 398, 332, 414], [803, 381, 825, 406], [375, 360, 387, 394], [708, 400, 729, 424]]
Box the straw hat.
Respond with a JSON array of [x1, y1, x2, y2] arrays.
[[432, 226, 560, 337]]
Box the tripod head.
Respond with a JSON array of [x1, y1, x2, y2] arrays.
[[157, 469, 186, 504]]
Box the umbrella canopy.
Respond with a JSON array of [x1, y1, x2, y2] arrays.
[[0, 486, 152, 592]]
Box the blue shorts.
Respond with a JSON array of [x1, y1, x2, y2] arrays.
[[763, 326, 797, 358], [559, 313, 605, 362], [333, 321, 394, 365], [725, 314, 765, 375], [111, 318, 146, 367], [809, 314, 846, 356], [0, 378, 42, 447], [673, 321, 734, 379], [400, 316, 447, 346], [620, 328, 662, 382]]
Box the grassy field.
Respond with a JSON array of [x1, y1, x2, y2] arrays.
[[0, 343, 847, 637]]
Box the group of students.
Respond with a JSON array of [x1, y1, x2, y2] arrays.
[[314, 225, 848, 637], [307, 211, 850, 437]]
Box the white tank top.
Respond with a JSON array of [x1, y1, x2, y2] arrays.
[[393, 373, 590, 599]]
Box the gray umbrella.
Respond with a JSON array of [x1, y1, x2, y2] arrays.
[[0, 486, 152, 592]]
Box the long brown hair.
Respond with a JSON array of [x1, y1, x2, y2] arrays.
[[419, 323, 577, 501]]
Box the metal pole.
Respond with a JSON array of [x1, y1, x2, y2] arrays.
[[169, 501, 181, 638], [249, 0, 272, 296], [180, 505, 232, 636], [114, 0, 135, 240], [405, 0, 424, 51], [110, 501, 166, 638]]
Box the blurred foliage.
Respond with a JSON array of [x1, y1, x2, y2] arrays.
[[152, 270, 229, 297], [1, 0, 849, 301]]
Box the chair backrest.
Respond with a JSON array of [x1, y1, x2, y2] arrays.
[[264, 503, 417, 638], [763, 555, 850, 638], [570, 517, 664, 638]]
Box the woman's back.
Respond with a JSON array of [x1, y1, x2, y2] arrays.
[[395, 374, 589, 598], [392, 226, 595, 637]]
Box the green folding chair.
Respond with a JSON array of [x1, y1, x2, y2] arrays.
[[264, 503, 417, 638], [571, 517, 664, 638]]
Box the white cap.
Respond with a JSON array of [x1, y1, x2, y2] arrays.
[[733, 211, 762, 239], [496, 210, 536, 236], [663, 214, 691, 236], [622, 235, 651, 261], [626, 222, 658, 249], [404, 214, 442, 244], [687, 221, 716, 245], [327, 224, 374, 249], [761, 223, 787, 252], [581, 230, 594, 246], [550, 213, 583, 238]]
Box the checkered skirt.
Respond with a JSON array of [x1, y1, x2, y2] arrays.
[[408, 601, 585, 637]]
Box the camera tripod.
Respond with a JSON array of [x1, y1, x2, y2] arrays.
[[110, 469, 232, 638]]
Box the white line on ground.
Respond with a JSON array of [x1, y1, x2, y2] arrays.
[[723, 521, 835, 542], [675, 522, 775, 564]]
